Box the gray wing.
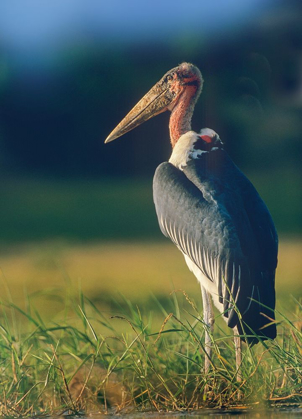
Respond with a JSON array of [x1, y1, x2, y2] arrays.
[[153, 158, 277, 339], [153, 161, 253, 329]]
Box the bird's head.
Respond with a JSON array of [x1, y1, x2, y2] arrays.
[[105, 62, 203, 144]]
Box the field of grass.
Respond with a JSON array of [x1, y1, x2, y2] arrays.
[[0, 239, 301, 318], [0, 238, 301, 415]]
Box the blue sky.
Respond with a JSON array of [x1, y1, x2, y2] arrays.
[[0, 0, 276, 52]]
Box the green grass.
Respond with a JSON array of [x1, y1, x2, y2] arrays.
[[0, 239, 300, 414], [0, 239, 301, 320], [0, 286, 301, 415]]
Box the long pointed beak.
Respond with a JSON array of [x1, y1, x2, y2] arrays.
[[105, 78, 174, 143]]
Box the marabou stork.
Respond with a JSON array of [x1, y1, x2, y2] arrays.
[[105, 62, 278, 376]]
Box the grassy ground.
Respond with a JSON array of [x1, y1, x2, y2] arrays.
[[0, 277, 301, 415], [0, 239, 301, 319], [0, 239, 301, 415]]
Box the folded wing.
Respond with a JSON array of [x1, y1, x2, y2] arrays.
[[153, 154, 277, 341]]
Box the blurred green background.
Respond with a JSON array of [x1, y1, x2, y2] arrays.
[[0, 0, 301, 317]]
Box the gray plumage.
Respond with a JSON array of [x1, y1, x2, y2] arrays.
[[153, 146, 278, 342]]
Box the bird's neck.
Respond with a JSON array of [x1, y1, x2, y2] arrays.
[[169, 84, 201, 148]]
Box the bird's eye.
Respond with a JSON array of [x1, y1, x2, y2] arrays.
[[166, 73, 174, 82]]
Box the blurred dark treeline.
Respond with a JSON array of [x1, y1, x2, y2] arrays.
[[0, 7, 301, 179]]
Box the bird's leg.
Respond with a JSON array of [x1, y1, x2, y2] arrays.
[[234, 326, 242, 382], [201, 286, 214, 375]]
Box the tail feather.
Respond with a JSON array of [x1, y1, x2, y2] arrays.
[[233, 271, 276, 343]]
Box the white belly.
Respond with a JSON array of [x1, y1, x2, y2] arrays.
[[183, 254, 224, 314]]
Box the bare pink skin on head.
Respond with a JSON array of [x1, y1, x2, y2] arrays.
[[167, 63, 203, 147], [105, 62, 203, 148], [199, 135, 212, 143]]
